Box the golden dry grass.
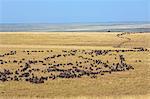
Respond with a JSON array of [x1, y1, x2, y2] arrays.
[[0, 32, 150, 99]]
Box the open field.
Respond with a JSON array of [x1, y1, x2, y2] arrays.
[[0, 32, 150, 99]]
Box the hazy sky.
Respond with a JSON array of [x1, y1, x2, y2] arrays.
[[0, 0, 149, 23]]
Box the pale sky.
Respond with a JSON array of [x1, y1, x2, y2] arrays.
[[0, 0, 149, 23]]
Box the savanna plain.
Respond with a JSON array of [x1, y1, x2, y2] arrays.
[[0, 32, 150, 99]]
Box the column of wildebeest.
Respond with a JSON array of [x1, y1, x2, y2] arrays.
[[0, 47, 148, 84]]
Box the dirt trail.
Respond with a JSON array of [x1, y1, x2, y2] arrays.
[[115, 32, 134, 48]]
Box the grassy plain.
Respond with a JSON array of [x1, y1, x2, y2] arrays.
[[0, 32, 150, 99]]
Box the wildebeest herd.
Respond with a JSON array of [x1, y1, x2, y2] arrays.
[[0, 47, 149, 84]]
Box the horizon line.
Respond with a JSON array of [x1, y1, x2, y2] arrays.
[[0, 21, 150, 24]]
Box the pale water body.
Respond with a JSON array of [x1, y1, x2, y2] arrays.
[[0, 22, 150, 32]]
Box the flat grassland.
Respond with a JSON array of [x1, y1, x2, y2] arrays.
[[0, 32, 150, 99]]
